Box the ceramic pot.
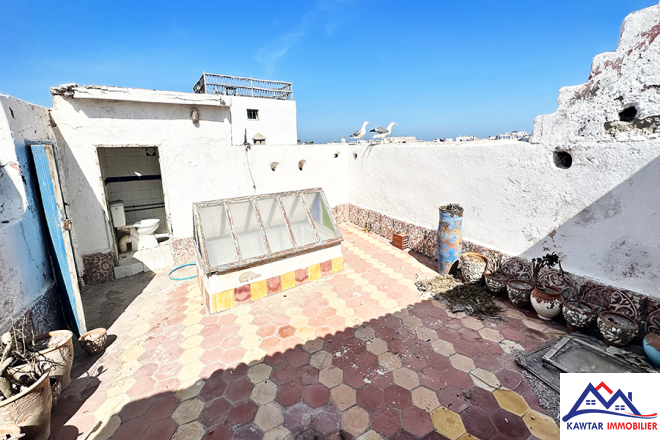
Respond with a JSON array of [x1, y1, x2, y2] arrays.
[[506, 279, 534, 307], [460, 252, 488, 283], [531, 285, 563, 320], [484, 272, 509, 296], [562, 300, 596, 332], [0, 423, 21, 439], [643, 332, 660, 368], [31, 330, 74, 390], [597, 311, 638, 347], [50, 377, 62, 411], [0, 371, 52, 440], [79, 328, 108, 356]]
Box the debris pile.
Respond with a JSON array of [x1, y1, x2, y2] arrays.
[[416, 275, 503, 319]]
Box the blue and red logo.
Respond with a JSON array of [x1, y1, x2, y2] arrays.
[[561, 381, 658, 431]]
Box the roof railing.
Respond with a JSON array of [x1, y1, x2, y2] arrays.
[[193, 73, 293, 100]]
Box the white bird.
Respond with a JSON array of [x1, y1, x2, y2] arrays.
[[350, 121, 370, 143], [370, 122, 397, 143]]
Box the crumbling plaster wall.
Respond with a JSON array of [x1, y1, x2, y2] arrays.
[[229, 96, 298, 146], [349, 2, 660, 297], [0, 95, 61, 333], [49, 94, 347, 280]]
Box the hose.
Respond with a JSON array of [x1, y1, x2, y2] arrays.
[[168, 263, 197, 280]]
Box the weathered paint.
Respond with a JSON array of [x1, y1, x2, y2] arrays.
[[436, 206, 463, 275]]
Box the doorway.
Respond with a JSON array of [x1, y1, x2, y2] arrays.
[[97, 146, 173, 278]]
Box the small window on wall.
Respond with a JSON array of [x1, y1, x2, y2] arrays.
[[247, 109, 259, 121]]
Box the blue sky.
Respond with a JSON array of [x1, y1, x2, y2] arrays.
[[0, 0, 655, 142]]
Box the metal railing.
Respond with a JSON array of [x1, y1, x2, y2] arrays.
[[193, 73, 293, 100]]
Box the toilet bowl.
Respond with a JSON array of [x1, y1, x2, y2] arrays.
[[117, 219, 161, 251]]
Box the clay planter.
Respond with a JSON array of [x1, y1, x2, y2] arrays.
[[597, 311, 638, 347], [484, 272, 509, 296], [530, 285, 563, 320], [562, 300, 596, 332], [0, 371, 52, 440], [0, 423, 21, 439], [460, 252, 488, 283], [643, 333, 660, 368], [31, 330, 73, 390], [79, 328, 107, 356], [506, 279, 534, 307]]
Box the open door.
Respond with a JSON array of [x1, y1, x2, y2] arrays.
[[29, 143, 87, 336]]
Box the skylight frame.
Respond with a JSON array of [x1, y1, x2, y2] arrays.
[[193, 188, 342, 275]]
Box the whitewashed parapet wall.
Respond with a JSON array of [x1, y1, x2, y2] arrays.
[[0, 95, 64, 333], [49, 86, 347, 280], [349, 2, 660, 297]]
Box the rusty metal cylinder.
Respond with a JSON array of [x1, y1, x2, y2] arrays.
[[437, 205, 463, 275]]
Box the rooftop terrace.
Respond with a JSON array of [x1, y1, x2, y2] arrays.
[[51, 225, 562, 440], [193, 73, 293, 100]]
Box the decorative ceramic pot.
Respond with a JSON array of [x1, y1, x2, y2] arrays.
[[506, 279, 534, 307], [79, 328, 108, 356], [531, 285, 563, 320], [31, 330, 74, 390], [50, 377, 62, 411], [562, 300, 596, 332], [484, 272, 509, 296], [0, 371, 52, 440], [597, 311, 638, 347], [643, 332, 660, 368], [460, 252, 488, 283], [0, 423, 21, 439]]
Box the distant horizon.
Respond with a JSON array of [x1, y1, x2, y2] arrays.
[[1, 0, 656, 144]]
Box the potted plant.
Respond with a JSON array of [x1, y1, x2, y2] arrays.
[[529, 253, 564, 320], [0, 331, 53, 440], [460, 252, 488, 283], [29, 330, 74, 390], [506, 279, 534, 307], [597, 311, 638, 347], [484, 254, 509, 296]]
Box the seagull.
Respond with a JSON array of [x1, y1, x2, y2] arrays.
[[370, 122, 397, 143], [350, 121, 370, 143]]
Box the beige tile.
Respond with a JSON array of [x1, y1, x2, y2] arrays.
[[180, 335, 203, 349], [461, 316, 484, 330], [343, 405, 369, 436], [416, 327, 438, 342], [393, 367, 420, 390], [237, 323, 259, 337], [248, 363, 273, 384], [176, 379, 204, 401], [355, 326, 375, 341], [181, 324, 204, 338], [431, 339, 456, 357], [378, 352, 403, 371], [367, 338, 388, 355], [493, 389, 530, 416], [478, 328, 503, 342], [330, 383, 356, 410], [235, 314, 255, 325], [310, 350, 333, 369], [182, 313, 203, 326], [263, 425, 293, 440], [470, 368, 501, 392], [179, 347, 204, 365], [302, 338, 324, 353], [402, 315, 423, 329], [172, 398, 204, 425], [319, 366, 343, 388], [240, 334, 262, 351], [242, 348, 267, 365], [412, 386, 441, 412], [177, 360, 205, 382], [356, 430, 385, 440], [171, 421, 205, 440], [295, 326, 316, 342], [251, 381, 278, 405], [523, 410, 560, 440], [289, 315, 309, 328], [500, 339, 525, 354], [449, 354, 476, 372], [94, 394, 130, 421], [88, 415, 121, 440], [255, 401, 285, 432], [106, 376, 136, 398]]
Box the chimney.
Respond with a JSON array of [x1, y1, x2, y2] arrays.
[[628, 392, 632, 401]]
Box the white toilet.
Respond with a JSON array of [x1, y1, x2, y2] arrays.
[[110, 201, 161, 251]]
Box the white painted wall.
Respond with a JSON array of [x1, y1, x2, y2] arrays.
[[229, 96, 297, 146], [49, 91, 346, 279], [0, 95, 56, 330]]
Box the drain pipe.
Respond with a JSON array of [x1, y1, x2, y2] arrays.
[[118, 234, 132, 253]]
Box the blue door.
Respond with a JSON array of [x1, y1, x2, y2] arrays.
[[29, 144, 87, 336]]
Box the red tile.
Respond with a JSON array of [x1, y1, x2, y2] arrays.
[[226, 400, 258, 426], [475, 338, 503, 355], [127, 377, 156, 399], [151, 377, 179, 395], [233, 425, 263, 440], [444, 368, 473, 389], [288, 349, 311, 368], [200, 324, 222, 338], [436, 384, 469, 413], [294, 365, 319, 386], [277, 381, 304, 407], [272, 314, 291, 326], [220, 335, 242, 350], [267, 276, 282, 294], [491, 408, 531, 440], [402, 406, 434, 437], [311, 405, 342, 434], [200, 397, 231, 428], [234, 285, 251, 303], [264, 351, 288, 366], [200, 377, 228, 402], [372, 406, 402, 437], [495, 368, 524, 390], [357, 384, 384, 410], [462, 406, 498, 439], [454, 339, 480, 357], [272, 364, 295, 385], [200, 347, 226, 366], [142, 418, 177, 440], [320, 260, 333, 275], [118, 397, 154, 422], [284, 402, 314, 432], [473, 352, 503, 372], [303, 383, 330, 408], [467, 386, 500, 414], [419, 367, 445, 390], [146, 395, 179, 422], [501, 327, 526, 342], [221, 347, 246, 365], [384, 385, 412, 409], [225, 378, 253, 402], [366, 368, 394, 389], [295, 268, 309, 285], [202, 424, 233, 440]]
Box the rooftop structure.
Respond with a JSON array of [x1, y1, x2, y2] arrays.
[[193, 72, 293, 100]]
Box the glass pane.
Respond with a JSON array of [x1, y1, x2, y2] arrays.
[[199, 204, 238, 267], [303, 192, 338, 241], [281, 194, 316, 246], [228, 200, 267, 259], [257, 198, 294, 253]]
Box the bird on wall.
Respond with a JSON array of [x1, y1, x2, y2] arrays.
[[371, 122, 397, 143], [350, 121, 370, 143]]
